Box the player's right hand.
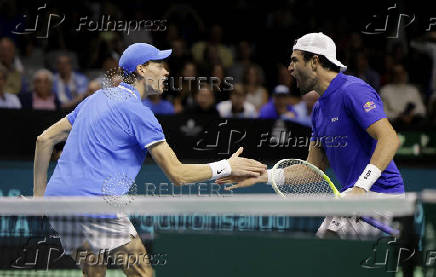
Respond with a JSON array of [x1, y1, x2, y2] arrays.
[[227, 147, 266, 177], [217, 172, 267, 190]]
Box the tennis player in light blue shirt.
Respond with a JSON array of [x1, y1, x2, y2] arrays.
[[44, 82, 166, 197], [33, 43, 266, 276]]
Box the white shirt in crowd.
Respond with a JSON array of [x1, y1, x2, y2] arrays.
[[216, 101, 257, 118], [380, 84, 426, 119], [0, 93, 21, 109]]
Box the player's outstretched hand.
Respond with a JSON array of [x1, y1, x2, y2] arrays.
[[227, 147, 266, 177], [217, 171, 268, 190]]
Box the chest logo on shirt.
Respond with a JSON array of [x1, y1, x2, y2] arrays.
[[363, 101, 376, 112], [331, 117, 339, 122]]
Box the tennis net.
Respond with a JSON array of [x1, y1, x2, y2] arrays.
[[0, 193, 422, 276]]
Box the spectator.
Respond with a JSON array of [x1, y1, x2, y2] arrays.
[[19, 69, 60, 110], [277, 63, 292, 88], [216, 83, 257, 118], [184, 83, 219, 117], [163, 4, 205, 46], [380, 64, 426, 126], [93, 56, 121, 88], [278, 65, 301, 106], [173, 62, 198, 113], [258, 85, 295, 120], [0, 37, 24, 94], [122, 10, 153, 46], [143, 94, 175, 115], [210, 64, 230, 103], [291, 90, 319, 127], [411, 32, 436, 100], [351, 52, 380, 92], [52, 53, 89, 108], [343, 32, 364, 66], [19, 38, 44, 83], [81, 79, 103, 99], [242, 64, 268, 111], [380, 55, 395, 87], [228, 41, 265, 84], [166, 38, 192, 76], [0, 65, 21, 108], [192, 24, 233, 68]]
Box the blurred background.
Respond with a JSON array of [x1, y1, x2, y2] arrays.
[[0, 0, 434, 187]]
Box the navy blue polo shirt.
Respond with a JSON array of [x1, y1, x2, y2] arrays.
[[311, 73, 404, 193], [45, 82, 165, 197]]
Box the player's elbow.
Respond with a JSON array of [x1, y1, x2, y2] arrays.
[[393, 132, 401, 151], [36, 132, 51, 146]]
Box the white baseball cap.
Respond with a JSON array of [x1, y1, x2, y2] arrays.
[[293, 32, 347, 72], [273, 84, 290, 95]]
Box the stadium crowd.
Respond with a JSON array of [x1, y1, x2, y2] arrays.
[[0, 1, 435, 130]]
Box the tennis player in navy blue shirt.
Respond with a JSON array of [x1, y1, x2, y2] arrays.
[[33, 43, 266, 276], [221, 33, 405, 239]]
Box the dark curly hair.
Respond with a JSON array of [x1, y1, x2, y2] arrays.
[[300, 51, 340, 73]]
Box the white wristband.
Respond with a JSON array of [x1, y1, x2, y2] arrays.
[[267, 169, 285, 186], [209, 159, 232, 179], [354, 164, 382, 192]]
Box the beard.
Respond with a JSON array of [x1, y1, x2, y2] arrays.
[[298, 74, 317, 95]]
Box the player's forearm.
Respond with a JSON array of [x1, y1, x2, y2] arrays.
[[353, 131, 400, 192], [33, 136, 55, 197], [370, 132, 401, 171], [171, 164, 213, 185], [306, 142, 328, 171]]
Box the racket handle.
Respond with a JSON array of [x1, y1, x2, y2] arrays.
[[361, 216, 400, 236]]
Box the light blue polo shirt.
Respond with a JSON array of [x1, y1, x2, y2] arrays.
[[44, 82, 165, 197], [311, 73, 404, 193]]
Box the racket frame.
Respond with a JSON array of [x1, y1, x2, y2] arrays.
[[270, 158, 399, 236]]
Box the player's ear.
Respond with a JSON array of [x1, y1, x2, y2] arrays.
[[311, 55, 319, 71], [136, 64, 145, 75]]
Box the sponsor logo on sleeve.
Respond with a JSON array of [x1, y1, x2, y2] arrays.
[[363, 101, 376, 112]]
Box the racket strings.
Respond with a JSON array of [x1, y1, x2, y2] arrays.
[[274, 160, 334, 196]]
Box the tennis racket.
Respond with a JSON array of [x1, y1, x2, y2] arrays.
[[270, 159, 399, 236]]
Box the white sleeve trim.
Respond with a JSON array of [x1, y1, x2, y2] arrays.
[[145, 139, 166, 148]]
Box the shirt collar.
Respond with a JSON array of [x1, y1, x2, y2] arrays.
[[320, 72, 346, 100], [118, 82, 141, 100]]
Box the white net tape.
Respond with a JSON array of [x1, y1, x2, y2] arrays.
[[0, 194, 417, 216]]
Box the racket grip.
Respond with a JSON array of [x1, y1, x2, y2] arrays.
[[361, 216, 400, 236]]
